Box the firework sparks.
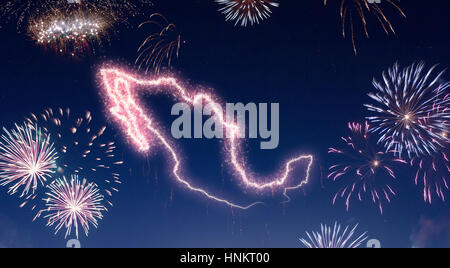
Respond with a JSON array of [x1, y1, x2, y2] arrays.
[[0, 0, 67, 31], [300, 222, 368, 248], [26, 108, 123, 208], [136, 13, 182, 74], [324, 0, 406, 55], [28, 10, 107, 57], [329, 122, 407, 214], [365, 62, 450, 159], [411, 103, 450, 204], [77, 0, 153, 24], [0, 123, 58, 198], [1, 0, 152, 31], [99, 67, 314, 209], [41, 175, 106, 239], [3, 0, 153, 56], [412, 149, 450, 204], [79, 0, 153, 18], [215, 0, 280, 27]]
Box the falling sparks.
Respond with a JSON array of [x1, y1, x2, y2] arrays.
[[329, 122, 407, 214], [412, 150, 450, 204], [136, 13, 182, 74], [99, 67, 314, 209], [215, 0, 280, 27], [300, 222, 368, 248], [41, 175, 106, 239], [0, 123, 58, 198], [26, 108, 123, 208], [324, 0, 406, 55], [365, 62, 450, 159], [411, 104, 450, 204]]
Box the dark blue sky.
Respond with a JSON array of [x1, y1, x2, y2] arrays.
[[0, 0, 449, 248]]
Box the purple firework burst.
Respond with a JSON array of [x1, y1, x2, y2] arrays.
[[329, 122, 407, 214]]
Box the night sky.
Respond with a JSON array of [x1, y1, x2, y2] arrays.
[[0, 0, 449, 248]]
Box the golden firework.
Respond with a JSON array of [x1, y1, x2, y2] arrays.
[[28, 8, 109, 57], [136, 13, 182, 74], [325, 0, 406, 55]]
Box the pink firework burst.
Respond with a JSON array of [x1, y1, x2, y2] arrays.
[[0, 123, 58, 198], [215, 0, 280, 26], [412, 149, 450, 204], [41, 175, 106, 239], [328, 122, 407, 214], [411, 102, 450, 204]]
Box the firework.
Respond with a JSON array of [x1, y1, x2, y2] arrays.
[[26, 108, 123, 208], [76, 0, 153, 24], [0, 0, 67, 31], [63, 0, 154, 31], [3, 0, 152, 56], [215, 0, 279, 27], [410, 103, 450, 204], [324, 0, 406, 55], [300, 222, 368, 248], [365, 62, 450, 159], [136, 13, 182, 74], [0, 123, 58, 198], [28, 9, 107, 57], [99, 68, 314, 209], [412, 150, 450, 204], [1, 0, 152, 30], [41, 175, 106, 239], [329, 122, 407, 214]]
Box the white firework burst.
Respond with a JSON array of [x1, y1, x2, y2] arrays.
[[41, 174, 106, 239], [365, 62, 450, 159], [300, 222, 368, 248], [215, 0, 279, 26], [0, 123, 58, 197]]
